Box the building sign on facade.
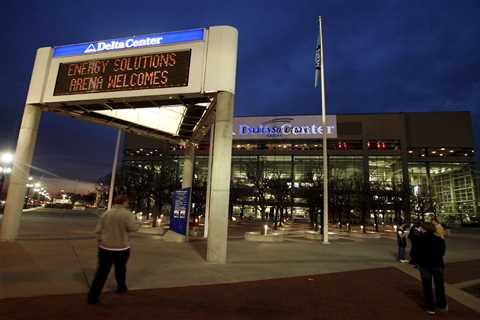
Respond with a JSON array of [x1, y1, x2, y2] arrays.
[[53, 50, 191, 96], [233, 115, 337, 140]]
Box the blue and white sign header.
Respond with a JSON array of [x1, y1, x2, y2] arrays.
[[53, 29, 204, 58]]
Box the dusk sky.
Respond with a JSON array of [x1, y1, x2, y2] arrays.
[[0, 0, 479, 182]]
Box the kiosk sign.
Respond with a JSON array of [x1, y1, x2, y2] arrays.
[[170, 188, 191, 236], [53, 50, 191, 96]]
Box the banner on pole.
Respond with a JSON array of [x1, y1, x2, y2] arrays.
[[314, 16, 322, 88]]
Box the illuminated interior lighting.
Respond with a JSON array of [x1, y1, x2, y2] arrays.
[[94, 105, 186, 136], [449, 150, 454, 153], [431, 150, 437, 154], [195, 102, 211, 107]]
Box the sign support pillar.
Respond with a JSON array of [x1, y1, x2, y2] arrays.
[[207, 91, 234, 264], [1, 104, 42, 240], [107, 129, 122, 210]]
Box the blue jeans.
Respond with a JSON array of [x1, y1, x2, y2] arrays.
[[419, 266, 447, 311], [398, 246, 406, 260]]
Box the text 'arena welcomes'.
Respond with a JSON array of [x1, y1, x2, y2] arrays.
[[53, 50, 191, 95]]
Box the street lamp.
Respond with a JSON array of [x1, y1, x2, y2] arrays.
[[0, 152, 14, 200], [1, 152, 13, 165]]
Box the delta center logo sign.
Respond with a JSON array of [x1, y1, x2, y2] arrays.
[[53, 29, 204, 58], [83, 36, 164, 53]]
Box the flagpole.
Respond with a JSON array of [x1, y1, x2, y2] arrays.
[[318, 16, 329, 244]]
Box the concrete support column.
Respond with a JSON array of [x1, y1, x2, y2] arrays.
[[204, 125, 215, 238], [207, 91, 234, 264], [182, 142, 195, 189], [1, 104, 42, 240]]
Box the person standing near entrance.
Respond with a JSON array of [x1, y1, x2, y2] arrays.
[[416, 222, 447, 315], [87, 195, 141, 304], [408, 222, 421, 266], [396, 224, 408, 263]]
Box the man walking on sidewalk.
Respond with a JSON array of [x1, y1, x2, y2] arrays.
[[87, 195, 141, 304]]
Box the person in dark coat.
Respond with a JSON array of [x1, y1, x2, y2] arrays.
[[408, 222, 421, 265], [416, 222, 447, 315]]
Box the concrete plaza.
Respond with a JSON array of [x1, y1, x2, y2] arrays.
[[1, 208, 480, 319]]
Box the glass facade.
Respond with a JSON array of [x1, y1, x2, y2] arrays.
[[193, 156, 208, 186], [330, 156, 363, 182], [260, 156, 292, 180], [123, 149, 478, 223], [429, 163, 477, 215], [369, 156, 403, 189], [231, 156, 257, 186]]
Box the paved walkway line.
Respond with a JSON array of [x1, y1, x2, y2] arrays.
[[394, 264, 480, 314], [453, 278, 480, 289], [22, 207, 42, 212]]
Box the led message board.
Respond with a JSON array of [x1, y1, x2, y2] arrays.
[[53, 50, 191, 96]]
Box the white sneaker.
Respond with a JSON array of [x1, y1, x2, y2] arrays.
[[425, 309, 436, 315]]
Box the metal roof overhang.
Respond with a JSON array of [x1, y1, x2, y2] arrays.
[[39, 93, 216, 144]]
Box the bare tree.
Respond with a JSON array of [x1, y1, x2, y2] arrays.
[[266, 171, 292, 230], [245, 160, 269, 220]]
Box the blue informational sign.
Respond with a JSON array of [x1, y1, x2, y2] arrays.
[[170, 188, 191, 236], [53, 29, 204, 58]]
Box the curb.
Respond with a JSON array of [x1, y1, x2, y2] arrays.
[[393, 264, 480, 314]]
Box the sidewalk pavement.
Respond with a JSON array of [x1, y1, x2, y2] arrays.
[[1, 219, 480, 319], [1, 267, 478, 320]]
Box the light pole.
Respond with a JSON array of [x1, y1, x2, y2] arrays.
[[25, 177, 34, 208]]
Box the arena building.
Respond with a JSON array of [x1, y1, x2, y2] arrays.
[[124, 111, 478, 226]]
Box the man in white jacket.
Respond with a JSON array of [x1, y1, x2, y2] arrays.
[[87, 195, 141, 304]]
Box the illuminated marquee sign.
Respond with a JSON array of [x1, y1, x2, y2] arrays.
[[52, 29, 204, 57], [233, 115, 337, 140], [53, 50, 191, 96]]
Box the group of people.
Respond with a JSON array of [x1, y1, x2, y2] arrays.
[[397, 218, 448, 315]]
